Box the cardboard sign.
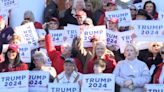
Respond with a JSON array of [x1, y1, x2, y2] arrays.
[[64, 25, 80, 44], [29, 71, 50, 92], [15, 22, 39, 49], [132, 20, 164, 42], [118, 30, 134, 53], [48, 83, 80, 92], [0, 0, 18, 10], [19, 44, 31, 63], [84, 25, 106, 47], [49, 30, 65, 46], [105, 9, 132, 27], [0, 70, 29, 92], [81, 74, 115, 92], [106, 30, 118, 46], [36, 29, 46, 38], [145, 84, 164, 92]]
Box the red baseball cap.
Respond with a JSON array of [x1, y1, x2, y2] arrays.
[[109, 17, 119, 23], [8, 44, 19, 53], [75, 10, 87, 16]]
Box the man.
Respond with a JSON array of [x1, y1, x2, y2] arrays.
[[75, 10, 87, 25], [0, 16, 14, 53]]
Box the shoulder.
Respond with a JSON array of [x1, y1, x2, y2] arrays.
[[57, 71, 65, 80]]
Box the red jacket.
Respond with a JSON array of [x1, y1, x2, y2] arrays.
[[153, 62, 164, 84], [45, 34, 83, 74], [0, 63, 28, 72], [86, 54, 116, 74]]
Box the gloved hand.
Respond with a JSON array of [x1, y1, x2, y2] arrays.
[[44, 23, 49, 35]]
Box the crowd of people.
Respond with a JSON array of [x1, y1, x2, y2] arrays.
[[0, 0, 164, 92]]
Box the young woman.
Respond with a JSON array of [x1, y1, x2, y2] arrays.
[[143, 1, 158, 20], [153, 46, 164, 84], [0, 44, 28, 72], [113, 44, 150, 92]]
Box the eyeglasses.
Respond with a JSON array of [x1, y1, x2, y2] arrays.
[[161, 51, 164, 55]]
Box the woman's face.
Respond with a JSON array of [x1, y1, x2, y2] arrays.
[[151, 43, 161, 54], [108, 22, 117, 31], [7, 50, 17, 60], [48, 21, 59, 30], [76, 0, 84, 10], [33, 57, 44, 68], [95, 44, 106, 57], [145, 3, 154, 14], [124, 45, 137, 60], [62, 45, 71, 55], [64, 62, 74, 74], [10, 39, 21, 45]]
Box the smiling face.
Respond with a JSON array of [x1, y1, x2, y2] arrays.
[[124, 45, 137, 60], [145, 3, 154, 14], [7, 50, 18, 60], [150, 43, 162, 54], [95, 42, 106, 58]]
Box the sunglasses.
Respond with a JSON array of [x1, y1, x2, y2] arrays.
[[130, 9, 136, 11], [24, 18, 30, 20], [152, 44, 160, 47]]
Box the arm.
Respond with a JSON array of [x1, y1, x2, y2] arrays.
[[131, 63, 151, 87], [113, 62, 126, 87]]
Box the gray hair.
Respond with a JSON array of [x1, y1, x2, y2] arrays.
[[24, 10, 35, 22], [33, 51, 48, 63]]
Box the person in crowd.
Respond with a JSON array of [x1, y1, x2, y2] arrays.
[[61, 0, 92, 26], [113, 44, 150, 92], [93, 59, 106, 74], [86, 41, 116, 73], [107, 17, 119, 32], [21, 20, 31, 25], [46, 17, 59, 30], [0, 44, 28, 72], [43, 0, 59, 23], [45, 26, 83, 74], [153, 45, 164, 84], [135, 9, 152, 20], [83, 17, 94, 28], [85, 0, 93, 13], [75, 10, 87, 25], [97, 1, 117, 25], [128, 4, 138, 20], [23, 10, 43, 29], [54, 58, 82, 83], [9, 34, 21, 45], [138, 42, 163, 76], [33, 51, 57, 82], [0, 16, 14, 54], [143, 1, 158, 20]]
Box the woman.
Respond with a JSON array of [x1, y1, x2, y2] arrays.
[[86, 41, 116, 73], [0, 44, 28, 72], [143, 1, 158, 20], [33, 51, 57, 82], [113, 44, 150, 92], [54, 58, 82, 83], [153, 46, 164, 84], [9, 34, 21, 44]]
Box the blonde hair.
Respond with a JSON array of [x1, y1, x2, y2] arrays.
[[33, 51, 48, 64], [148, 42, 163, 52], [124, 44, 139, 57]]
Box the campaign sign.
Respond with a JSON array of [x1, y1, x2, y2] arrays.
[[64, 25, 80, 44], [29, 71, 50, 92], [106, 30, 118, 46], [36, 29, 46, 38], [81, 74, 115, 92], [132, 20, 164, 42], [0, 0, 18, 10], [48, 83, 80, 92], [118, 30, 134, 53], [145, 84, 164, 92], [158, 12, 164, 20], [134, 2, 143, 10], [15, 22, 39, 49], [49, 30, 65, 46], [19, 44, 31, 63], [105, 9, 132, 26], [0, 70, 29, 92], [84, 25, 106, 47]]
